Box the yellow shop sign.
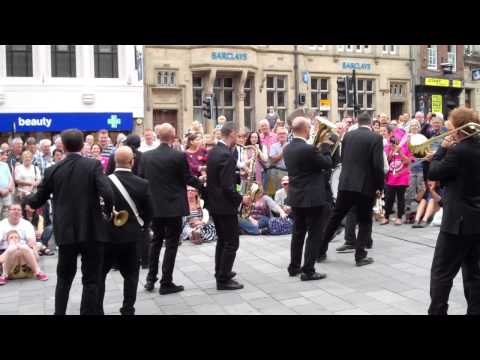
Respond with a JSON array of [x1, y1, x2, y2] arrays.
[[425, 78, 450, 87]]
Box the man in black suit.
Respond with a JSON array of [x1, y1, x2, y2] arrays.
[[140, 123, 203, 295], [427, 107, 480, 315], [320, 112, 384, 267], [98, 146, 153, 315], [283, 116, 333, 281], [206, 122, 246, 290], [25, 129, 114, 315]]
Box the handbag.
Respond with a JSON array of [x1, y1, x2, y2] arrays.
[[267, 217, 293, 235]]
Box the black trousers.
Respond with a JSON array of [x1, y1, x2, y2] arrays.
[[344, 207, 373, 248], [211, 214, 240, 283], [98, 242, 139, 315], [138, 229, 150, 267], [384, 185, 407, 219], [290, 205, 328, 275], [429, 231, 480, 315], [55, 242, 104, 315], [146, 217, 182, 286], [320, 191, 374, 261]]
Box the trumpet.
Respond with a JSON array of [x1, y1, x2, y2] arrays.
[[112, 207, 129, 227], [409, 122, 480, 158]]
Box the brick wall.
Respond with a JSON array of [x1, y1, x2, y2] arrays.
[[418, 45, 464, 79]]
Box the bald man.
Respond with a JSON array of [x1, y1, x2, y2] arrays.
[[139, 123, 204, 295], [98, 146, 153, 315], [283, 116, 333, 281]]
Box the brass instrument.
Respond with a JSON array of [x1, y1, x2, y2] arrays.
[[239, 145, 261, 219], [409, 122, 480, 158], [310, 116, 341, 155], [112, 207, 129, 227]]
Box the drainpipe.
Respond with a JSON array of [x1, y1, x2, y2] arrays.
[[409, 45, 416, 114], [294, 45, 299, 108]]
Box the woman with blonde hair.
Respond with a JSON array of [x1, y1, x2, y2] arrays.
[[14, 150, 41, 200]]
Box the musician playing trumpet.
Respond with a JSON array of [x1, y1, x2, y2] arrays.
[[427, 107, 480, 315]]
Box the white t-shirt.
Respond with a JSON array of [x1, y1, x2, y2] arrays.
[[0, 218, 36, 250], [14, 164, 41, 195], [139, 141, 159, 153]]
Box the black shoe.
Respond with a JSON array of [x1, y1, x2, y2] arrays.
[[366, 243, 373, 250], [159, 283, 184, 295], [336, 244, 355, 253], [288, 269, 302, 277], [144, 281, 155, 292], [316, 254, 327, 263], [356, 257, 374, 267], [217, 279, 244, 291], [300, 272, 327, 281]]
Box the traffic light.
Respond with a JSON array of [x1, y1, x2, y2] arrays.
[[203, 96, 212, 119], [298, 93, 306, 106], [337, 77, 347, 107]]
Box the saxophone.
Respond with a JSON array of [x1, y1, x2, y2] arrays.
[[239, 145, 261, 219]]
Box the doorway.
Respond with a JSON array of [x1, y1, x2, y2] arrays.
[[390, 102, 404, 121], [153, 109, 178, 134]]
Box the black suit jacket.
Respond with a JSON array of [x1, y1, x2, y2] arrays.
[[283, 138, 333, 208], [106, 149, 142, 176], [338, 127, 385, 197], [107, 170, 153, 243], [428, 137, 480, 235], [25, 154, 114, 245], [206, 142, 242, 215], [139, 143, 202, 218]]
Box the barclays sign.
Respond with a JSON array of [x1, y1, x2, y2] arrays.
[[211, 52, 248, 61], [342, 62, 372, 71]]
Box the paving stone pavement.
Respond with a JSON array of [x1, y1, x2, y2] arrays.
[[0, 222, 468, 315]]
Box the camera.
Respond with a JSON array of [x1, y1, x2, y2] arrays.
[[390, 136, 399, 145]]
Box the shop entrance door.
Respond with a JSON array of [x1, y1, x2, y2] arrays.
[[153, 109, 178, 133], [390, 102, 404, 121]]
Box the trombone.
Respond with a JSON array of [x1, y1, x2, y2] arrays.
[[409, 122, 480, 159]]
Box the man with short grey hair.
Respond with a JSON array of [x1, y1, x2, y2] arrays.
[[7, 137, 23, 173], [34, 139, 53, 177]]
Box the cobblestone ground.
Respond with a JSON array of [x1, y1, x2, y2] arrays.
[[0, 223, 468, 315]]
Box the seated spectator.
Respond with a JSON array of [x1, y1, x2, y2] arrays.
[[22, 204, 54, 256], [412, 181, 443, 228], [274, 176, 291, 216], [239, 185, 288, 235], [181, 186, 216, 244], [0, 203, 48, 285], [14, 150, 41, 201], [185, 133, 208, 178]]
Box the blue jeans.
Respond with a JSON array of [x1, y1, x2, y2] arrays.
[[41, 224, 54, 247], [239, 216, 269, 235]]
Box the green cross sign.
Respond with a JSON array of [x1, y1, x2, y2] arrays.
[[107, 115, 122, 129]]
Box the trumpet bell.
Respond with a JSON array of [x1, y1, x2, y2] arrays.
[[408, 134, 430, 158], [113, 210, 129, 227]]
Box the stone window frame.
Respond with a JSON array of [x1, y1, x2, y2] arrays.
[[266, 74, 288, 122], [310, 77, 330, 114], [6, 45, 33, 77], [427, 45, 438, 70]]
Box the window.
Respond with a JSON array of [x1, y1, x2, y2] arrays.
[[355, 45, 362, 53], [94, 45, 118, 78], [6, 45, 32, 77], [337, 45, 345, 52], [427, 45, 437, 70], [364, 45, 370, 53], [465, 45, 473, 55], [310, 77, 329, 114], [51, 45, 76, 77], [346, 45, 353, 52], [382, 45, 397, 55], [338, 78, 375, 119], [382, 45, 388, 54], [389, 45, 396, 55], [390, 82, 406, 97], [266, 75, 287, 121], [157, 70, 176, 86], [192, 75, 204, 124], [214, 76, 235, 124], [447, 45, 456, 72], [244, 78, 254, 131]]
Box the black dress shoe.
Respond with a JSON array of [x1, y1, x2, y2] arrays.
[[217, 279, 244, 291], [316, 254, 327, 263], [159, 283, 184, 295], [300, 272, 327, 281], [366, 243, 373, 250], [336, 244, 355, 253], [144, 281, 155, 292], [215, 271, 237, 280], [288, 269, 302, 277], [356, 257, 374, 267]]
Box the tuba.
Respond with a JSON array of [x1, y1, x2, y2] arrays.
[[310, 116, 339, 150], [239, 145, 261, 219], [409, 122, 480, 158]]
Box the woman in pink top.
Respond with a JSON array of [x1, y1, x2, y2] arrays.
[[91, 144, 108, 173], [380, 128, 414, 226]]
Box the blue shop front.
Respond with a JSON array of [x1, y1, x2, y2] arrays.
[[0, 112, 134, 142]]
